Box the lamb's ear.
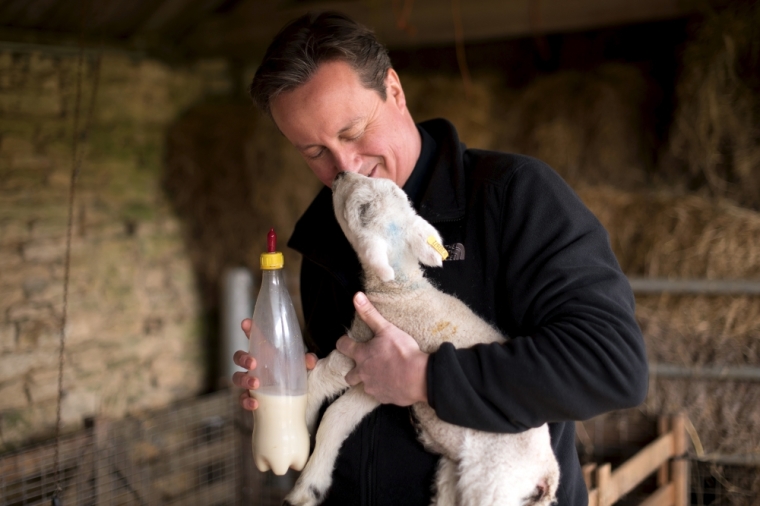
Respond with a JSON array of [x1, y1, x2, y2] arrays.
[[408, 215, 446, 268], [357, 235, 395, 282]]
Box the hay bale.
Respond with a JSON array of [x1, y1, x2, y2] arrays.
[[495, 64, 651, 190], [400, 64, 652, 191], [578, 184, 760, 457], [577, 185, 760, 279], [400, 72, 503, 151], [665, 1, 760, 209]]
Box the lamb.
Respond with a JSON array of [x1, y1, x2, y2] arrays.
[[284, 171, 560, 506]]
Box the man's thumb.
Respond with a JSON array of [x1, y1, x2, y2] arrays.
[[353, 292, 388, 334]]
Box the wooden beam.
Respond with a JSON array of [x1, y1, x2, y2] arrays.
[[135, 0, 233, 38], [587, 488, 599, 506], [610, 432, 675, 501], [586, 414, 690, 506], [0, 0, 62, 27], [657, 417, 669, 487], [672, 414, 688, 506], [596, 463, 612, 506], [639, 483, 675, 506], [582, 462, 597, 490], [179, 0, 695, 59], [0, 26, 145, 57], [139, 0, 203, 32]]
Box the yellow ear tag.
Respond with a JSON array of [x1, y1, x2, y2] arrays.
[[427, 236, 449, 260]]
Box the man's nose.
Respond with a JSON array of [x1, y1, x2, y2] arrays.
[[333, 148, 361, 173]]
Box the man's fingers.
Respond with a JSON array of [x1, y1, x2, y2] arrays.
[[306, 352, 318, 371], [240, 318, 252, 339], [233, 350, 256, 370], [233, 371, 258, 390], [352, 292, 390, 334], [239, 391, 258, 411], [336, 336, 362, 386]]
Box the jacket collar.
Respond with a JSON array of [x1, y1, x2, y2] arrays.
[[288, 118, 467, 272], [415, 118, 467, 224]]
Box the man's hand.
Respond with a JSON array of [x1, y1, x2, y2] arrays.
[[336, 292, 429, 406], [232, 318, 318, 411]]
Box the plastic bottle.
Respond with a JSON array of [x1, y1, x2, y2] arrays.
[[249, 228, 309, 475]]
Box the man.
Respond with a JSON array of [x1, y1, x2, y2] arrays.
[[232, 11, 648, 506]]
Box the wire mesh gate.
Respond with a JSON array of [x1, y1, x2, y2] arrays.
[[0, 389, 293, 506]]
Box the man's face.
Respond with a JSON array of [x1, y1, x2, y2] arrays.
[[270, 60, 419, 188]]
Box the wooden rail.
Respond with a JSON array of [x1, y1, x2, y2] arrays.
[[587, 414, 688, 506]]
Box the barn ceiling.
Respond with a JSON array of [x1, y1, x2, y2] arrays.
[[0, 0, 694, 61]]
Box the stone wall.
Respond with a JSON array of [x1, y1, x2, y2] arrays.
[[0, 48, 232, 452]]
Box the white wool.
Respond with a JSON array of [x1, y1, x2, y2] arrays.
[[285, 173, 560, 506]]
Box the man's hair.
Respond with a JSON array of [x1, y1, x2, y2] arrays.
[[249, 11, 392, 117]]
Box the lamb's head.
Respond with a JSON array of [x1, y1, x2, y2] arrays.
[[332, 172, 447, 283]]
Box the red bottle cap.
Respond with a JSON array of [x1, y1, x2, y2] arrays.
[[267, 228, 277, 253]]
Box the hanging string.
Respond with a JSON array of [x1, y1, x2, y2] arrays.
[[451, 0, 472, 100], [52, 1, 101, 504], [528, 0, 551, 62], [51, 42, 83, 506], [392, 0, 417, 36]]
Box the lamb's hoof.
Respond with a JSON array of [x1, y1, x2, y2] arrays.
[[283, 485, 324, 506]]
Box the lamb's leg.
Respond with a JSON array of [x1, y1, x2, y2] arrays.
[[431, 456, 459, 506], [305, 350, 354, 433], [456, 427, 559, 506], [413, 404, 464, 460], [361, 236, 394, 282], [456, 431, 516, 506], [284, 384, 380, 506]]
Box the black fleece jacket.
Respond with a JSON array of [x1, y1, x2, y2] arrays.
[[288, 118, 648, 506]]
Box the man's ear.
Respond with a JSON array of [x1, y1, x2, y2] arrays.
[[385, 68, 406, 111], [407, 215, 445, 268]]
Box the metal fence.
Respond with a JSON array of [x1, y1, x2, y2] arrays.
[[0, 389, 292, 506]]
